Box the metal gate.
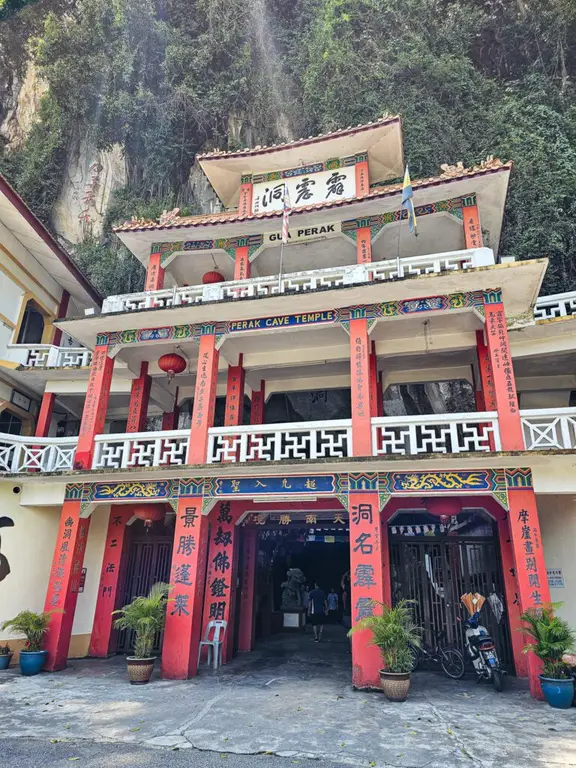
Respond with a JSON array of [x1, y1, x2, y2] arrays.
[[116, 534, 173, 655], [390, 536, 513, 670]]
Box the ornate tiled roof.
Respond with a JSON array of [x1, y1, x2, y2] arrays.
[[113, 158, 511, 233]]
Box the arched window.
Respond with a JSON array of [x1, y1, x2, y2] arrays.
[[16, 300, 45, 344], [0, 409, 23, 435]]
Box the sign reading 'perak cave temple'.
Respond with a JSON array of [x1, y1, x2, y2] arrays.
[[252, 167, 356, 214]]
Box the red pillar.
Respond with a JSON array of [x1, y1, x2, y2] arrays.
[[89, 505, 133, 657], [484, 297, 524, 450], [462, 203, 483, 249], [52, 290, 70, 346], [369, 342, 378, 418], [44, 502, 91, 670], [356, 227, 372, 264], [238, 528, 258, 653], [126, 362, 151, 433], [349, 491, 386, 688], [162, 388, 180, 431], [162, 498, 210, 679], [377, 371, 384, 417], [224, 356, 245, 428], [238, 177, 253, 217], [233, 245, 251, 281], [201, 501, 242, 665], [36, 391, 56, 437], [250, 381, 265, 424], [497, 516, 528, 678], [74, 343, 114, 470], [355, 157, 370, 198], [475, 330, 496, 410], [145, 250, 165, 292], [505, 482, 551, 698], [187, 334, 219, 464], [350, 318, 373, 457]]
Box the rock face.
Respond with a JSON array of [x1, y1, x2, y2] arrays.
[[51, 136, 126, 242], [188, 160, 223, 214], [0, 61, 48, 151]]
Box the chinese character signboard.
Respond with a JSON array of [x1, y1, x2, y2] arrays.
[[252, 167, 356, 214]]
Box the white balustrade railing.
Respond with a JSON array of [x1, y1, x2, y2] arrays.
[[0, 434, 77, 473], [207, 420, 352, 463], [521, 408, 576, 450], [92, 430, 190, 470], [5, 344, 92, 368], [371, 412, 501, 455], [102, 247, 495, 314], [534, 292, 576, 321]]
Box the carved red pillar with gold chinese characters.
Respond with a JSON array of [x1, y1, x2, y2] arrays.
[[89, 505, 134, 657], [201, 501, 243, 665], [187, 334, 220, 464], [224, 356, 245, 429], [145, 248, 165, 292], [483, 292, 524, 450], [162, 498, 210, 679], [234, 245, 251, 281], [505, 470, 551, 698], [355, 154, 370, 198], [238, 528, 258, 652], [250, 381, 265, 424], [462, 196, 483, 249], [74, 339, 114, 470], [497, 516, 528, 678], [356, 227, 372, 264], [349, 317, 373, 457], [348, 486, 386, 688], [127, 362, 151, 433], [238, 175, 253, 218], [44, 501, 91, 671]]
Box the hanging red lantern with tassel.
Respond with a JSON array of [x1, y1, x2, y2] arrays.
[[158, 352, 186, 380], [132, 503, 165, 529], [425, 498, 462, 518], [202, 270, 225, 284]]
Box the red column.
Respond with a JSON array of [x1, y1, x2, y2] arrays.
[[350, 318, 373, 456], [355, 158, 370, 198], [476, 330, 496, 410], [369, 342, 378, 418], [233, 245, 251, 281], [187, 334, 219, 464], [237, 528, 258, 652], [126, 362, 151, 433], [349, 491, 386, 688], [145, 251, 165, 292], [36, 391, 56, 437], [201, 501, 241, 665], [89, 505, 133, 657], [238, 177, 253, 217], [52, 290, 70, 346], [377, 371, 384, 417], [162, 498, 210, 679], [484, 298, 524, 450], [44, 502, 91, 671], [250, 381, 265, 424], [356, 227, 372, 264], [74, 343, 114, 470], [162, 388, 180, 431], [224, 356, 245, 428], [462, 203, 483, 249], [497, 516, 528, 678], [505, 482, 551, 698]]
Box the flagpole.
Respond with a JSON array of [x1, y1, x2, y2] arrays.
[[278, 238, 285, 292]]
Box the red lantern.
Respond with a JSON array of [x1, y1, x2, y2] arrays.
[[133, 503, 165, 529], [426, 498, 462, 518], [158, 353, 187, 380], [202, 271, 225, 284]]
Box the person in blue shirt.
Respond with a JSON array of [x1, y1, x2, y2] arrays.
[[307, 582, 327, 642], [327, 588, 339, 623]]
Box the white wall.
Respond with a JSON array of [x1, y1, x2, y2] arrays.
[[539, 494, 576, 630]]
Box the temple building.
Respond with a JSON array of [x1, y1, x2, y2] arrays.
[[1, 115, 576, 698]]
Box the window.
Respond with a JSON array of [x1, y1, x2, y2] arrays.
[[16, 301, 45, 344], [0, 410, 23, 435]]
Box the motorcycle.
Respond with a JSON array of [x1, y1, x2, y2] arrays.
[[461, 609, 506, 692]]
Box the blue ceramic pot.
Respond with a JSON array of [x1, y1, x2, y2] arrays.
[[539, 675, 574, 709], [0, 654, 12, 670], [19, 650, 48, 676]]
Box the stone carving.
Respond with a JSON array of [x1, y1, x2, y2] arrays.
[[281, 568, 306, 609]]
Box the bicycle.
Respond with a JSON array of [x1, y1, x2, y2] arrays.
[[409, 629, 465, 679]]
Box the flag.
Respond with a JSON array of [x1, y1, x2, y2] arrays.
[[281, 184, 291, 244], [401, 166, 417, 235]]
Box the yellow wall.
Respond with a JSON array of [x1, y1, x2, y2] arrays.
[[539, 494, 576, 629]]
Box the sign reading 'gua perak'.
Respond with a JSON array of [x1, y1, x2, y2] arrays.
[[252, 167, 356, 214], [264, 221, 342, 246]]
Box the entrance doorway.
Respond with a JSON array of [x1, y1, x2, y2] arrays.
[[389, 509, 513, 669]]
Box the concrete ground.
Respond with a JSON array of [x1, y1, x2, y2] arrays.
[[0, 625, 574, 768]]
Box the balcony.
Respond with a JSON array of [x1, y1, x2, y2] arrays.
[[4, 344, 92, 369], [101, 247, 495, 314], [1, 407, 575, 475], [534, 291, 576, 321]]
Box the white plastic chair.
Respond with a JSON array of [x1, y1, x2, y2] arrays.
[[197, 620, 227, 670]]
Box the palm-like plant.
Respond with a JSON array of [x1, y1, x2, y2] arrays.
[[348, 599, 422, 673], [1, 610, 54, 651], [520, 603, 576, 679], [113, 583, 170, 659]]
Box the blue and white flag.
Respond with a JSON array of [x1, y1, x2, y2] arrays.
[[401, 166, 417, 235]]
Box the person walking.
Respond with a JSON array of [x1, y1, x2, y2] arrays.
[[327, 587, 339, 623], [308, 582, 327, 642]]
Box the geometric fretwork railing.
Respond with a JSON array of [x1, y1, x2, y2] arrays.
[[0, 434, 77, 473], [534, 292, 576, 321], [92, 430, 190, 470], [521, 408, 576, 450]]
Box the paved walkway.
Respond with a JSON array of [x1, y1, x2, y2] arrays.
[[0, 626, 574, 768]]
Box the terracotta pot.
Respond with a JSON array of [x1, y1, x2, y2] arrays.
[[379, 670, 411, 702], [126, 657, 156, 685]]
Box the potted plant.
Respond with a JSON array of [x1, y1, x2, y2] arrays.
[[520, 603, 576, 709], [349, 599, 422, 702], [113, 582, 170, 685], [0, 643, 13, 670], [1, 610, 54, 675]]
